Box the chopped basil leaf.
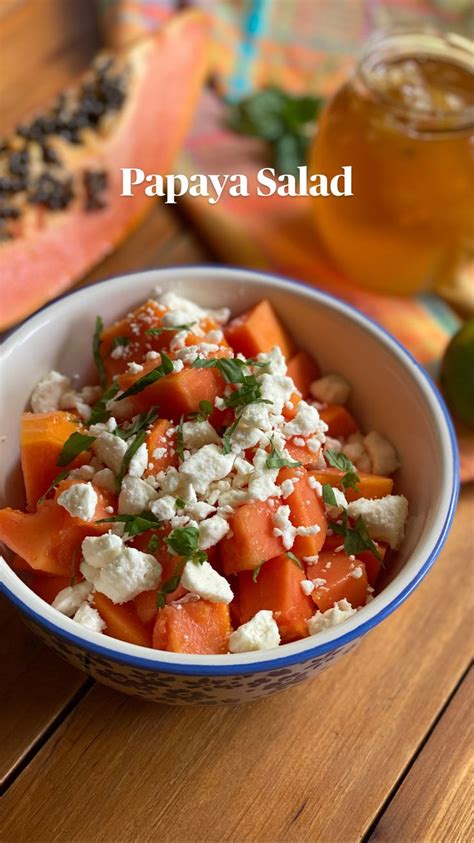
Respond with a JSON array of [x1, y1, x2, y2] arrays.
[[114, 408, 158, 441], [328, 512, 382, 562], [116, 429, 148, 490], [322, 483, 338, 507], [188, 400, 213, 422], [175, 497, 186, 510], [222, 415, 241, 455], [96, 512, 160, 538], [287, 551, 303, 569], [147, 534, 159, 554], [252, 563, 263, 583], [93, 315, 107, 389], [156, 562, 184, 608], [87, 382, 120, 426], [176, 415, 185, 461], [266, 439, 301, 470], [37, 469, 71, 505], [118, 353, 174, 400], [57, 432, 96, 467], [112, 336, 129, 349], [145, 323, 194, 336], [325, 448, 360, 492], [165, 525, 206, 564], [224, 375, 272, 411], [192, 356, 252, 384]]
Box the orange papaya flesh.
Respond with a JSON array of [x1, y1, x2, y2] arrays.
[[319, 405, 358, 439], [307, 551, 369, 612], [220, 499, 282, 575], [286, 350, 321, 398], [239, 554, 313, 643], [31, 574, 75, 604], [144, 418, 177, 479], [225, 299, 296, 360], [285, 437, 318, 467], [93, 592, 152, 647], [0, 11, 211, 331], [101, 300, 167, 380], [152, 599, 232, 654], [20, 411, 84, 510], [118, 364, 226, 421], [279, 467, 327, 558], [309, 468, 393, 502]]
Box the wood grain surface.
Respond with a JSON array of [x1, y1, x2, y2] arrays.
[[1, 2, 473, 841]]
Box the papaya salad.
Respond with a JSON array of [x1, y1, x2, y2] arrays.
[[0, 292, 409, 654]]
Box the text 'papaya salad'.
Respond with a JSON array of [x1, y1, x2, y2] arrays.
[[0, 292, 409, 654]]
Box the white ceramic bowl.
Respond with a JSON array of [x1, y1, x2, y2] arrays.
[[0, 267, 458, 704]]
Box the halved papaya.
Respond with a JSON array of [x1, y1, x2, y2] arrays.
[[0, 11, 210, 330]]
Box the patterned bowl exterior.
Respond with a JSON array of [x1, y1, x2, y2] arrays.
[[23, 613, 360, 704]]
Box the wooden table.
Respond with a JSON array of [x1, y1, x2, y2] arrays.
[[1, 4, 473, 841]]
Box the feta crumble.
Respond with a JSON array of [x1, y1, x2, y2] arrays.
[[57, 483, 98, 521], [347, 495, 408, 549], [229, 610, 281, 653], [181, 560, 233, 604], [307, 599, 357, 635]]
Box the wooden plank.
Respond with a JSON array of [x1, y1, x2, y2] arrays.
[[1, 488, 472, 843], [370, 668, 474, 843], [0, 595, 87, 789], [0, 0, 100, 134]]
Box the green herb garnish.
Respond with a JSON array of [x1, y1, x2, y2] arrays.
[[176, 415, 185, 461], [266, 439, 301, 470], [222, 415, 241, 455], [147, 534, 159, 554], [145, 323, 194, 336], [192, 356, 264, 384], [116, 429, 148, 491], [252, 563, 263, 583], [156, 563, 184, 609], [165, 525, 206, 565], [88, 382, 120, 426], [325, 449, 360, 492], [228, 87, 324, 176], [224, 375, 272, 411], [57, 432, 96, 467], [37, 469, 71, 505], [329, 512, 382, 562], [114, 408, 158, 441], [112, 336, 129, 349], [117, 353, 174, 400], [188, 400, 213, 422], [97, 512, 161, 538], [175, 497, 186, 510], [93, 315, 107, 389], [322, 483, 338, 507], [287, 551, 303, 569]]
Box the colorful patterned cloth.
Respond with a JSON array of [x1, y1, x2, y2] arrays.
[[99, 0, 474, 481]]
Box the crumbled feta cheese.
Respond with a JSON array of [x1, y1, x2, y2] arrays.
[[300, 579, 315, 596], [81, 533, 123, 568], [118, 476, 158, 515], [347, 495, 408, 549], [364, 431, 400, 476], [198, 515, 230, 549], [31, 371, 71, 413], [149, 495, 176, 521], [152, 446, 167, 460], [111, 345, 126, 360], [342, 438, 372, 474], [127, 442, 148, 479], [59, 389, 92, 421], [283, 401, 322, 438], [324, 486, 348, 517], [257, 347, 287, 376], [80, 547, 162, 604], [180, 444, 235, 495], [206, 329, 223, 343], [229, 610, 281, 653], [307, 599, 357, 635], [247, 448, 281, 502], [172, 359, 184, 373], [68, 464, 96, 482], [93, 432, 128, 475], [127, 362, 144, 375], [272, 504, 295, 550], [146, 350, 160, 360], [308, 476, 321, 493], [280, 477, 297, 498], [159, 291, 230, 326], [310, 373, 351, 405], [93, 468, 116, 493], [73, 602, 106, 633], [185, 501, 216, 522], [351, 566, 364, 579], [181, 559, 233, 603], [57, 482, 98, 521], [258, 374, 294, 414], [181, 420, 220, 450], [52, 581, 92, 616]]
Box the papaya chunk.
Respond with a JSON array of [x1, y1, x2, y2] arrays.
[[307, 551, 369, 612], [286, 350, 320, 397], [152, 600, 232, 654], [101, 300, 166, 380], [20, 411, 83, 510], [31, 574, 73, 604], [319, 405, 358, 438], [93, 592, 152, 647], [239, 554, 313, 642], [119, 365, 225, 420], [279, 467, 327, 557], [0, 502, 80, 576], [220, 499, 282, 575], [309, 468, 393, 502], [225, 299, 295, 360], [144, 418, 177, 478], [285, 437, 318, 467]]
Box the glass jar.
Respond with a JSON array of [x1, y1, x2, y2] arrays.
[[309, 30, 474, 295]]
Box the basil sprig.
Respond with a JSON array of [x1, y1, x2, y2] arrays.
[[325, 449, 360, 492], [57, 432, 97, 467], [117, 353, 174, 400]]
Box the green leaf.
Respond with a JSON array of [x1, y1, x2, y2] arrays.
[[145, 323, 194, 336], [116, 429, 148, 490], [118, 353, 174, 400], [266, 439, 301, 470], [114, 408, 158, 441], [192, 356, 250, 384], [175, 497, 186, 510], [328, 513, 382, 562], [57, 432, 96, 467], [222, 415, 241, 455], [228, 87, 291, 141], [147, 534, 159, 554], [325, 449, 360, 492], [88, 382, 120, 426], [156, 562, 184, 608], [176, 415, 185, 461], [97, 512, 160, 538], [165, 525, 200, 559], [287, 551, 303, 569], [322, 483, 338, 507], [252, 563, 263, 583], [274, 133, 308, 178], [112, 335, 129, 349], [93, 316, 107, 389], [224, 375, 272, 411], [188, 399, 213, 422], [37, 469, 71, 505]]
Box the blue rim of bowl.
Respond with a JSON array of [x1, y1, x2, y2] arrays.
[[0, 266, 460, 676]]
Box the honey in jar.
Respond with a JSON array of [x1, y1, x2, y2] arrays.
[[309, 31, 474, 295]]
